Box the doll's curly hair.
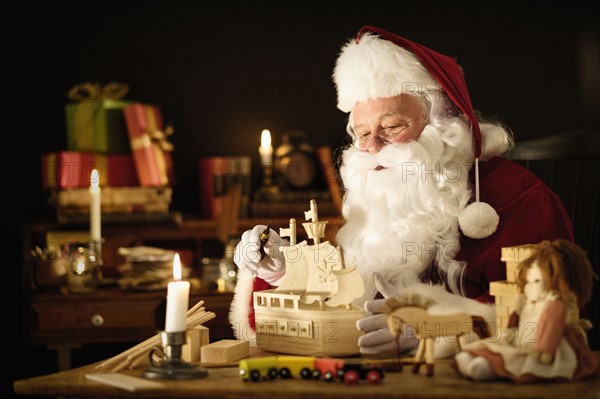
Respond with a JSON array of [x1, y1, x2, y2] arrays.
[[516, 239, 596, 308]]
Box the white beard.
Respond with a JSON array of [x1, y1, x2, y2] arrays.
[[337, 121, 475, 303]]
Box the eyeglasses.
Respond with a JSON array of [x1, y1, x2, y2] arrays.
[[351, 125, 410, 151]]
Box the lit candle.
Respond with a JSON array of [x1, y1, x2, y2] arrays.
[[259, 129, 273, 165], [89, 169, 101, 242], [165, 253, 190, 332]]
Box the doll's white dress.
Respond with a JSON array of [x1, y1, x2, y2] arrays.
[[461, 292, 596, 382]]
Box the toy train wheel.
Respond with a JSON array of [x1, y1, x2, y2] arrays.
[[323, 371, 335, 382], [249, 370, 261, 382], [343, 370, 359, 385], [268, 368, 278, 380], [366, 370, 382, 385], [300, 368, 312, 379], [279, 367, 292, 379], [312, 369, 321, 380]]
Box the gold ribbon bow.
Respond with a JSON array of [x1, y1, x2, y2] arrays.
[[67, 82, 129, 102], [145, 124, 175, 152]]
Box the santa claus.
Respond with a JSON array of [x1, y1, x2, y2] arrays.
[[229, 26, 574, 358]]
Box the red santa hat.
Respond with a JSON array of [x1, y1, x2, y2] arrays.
[[334, 25, 499, 239]]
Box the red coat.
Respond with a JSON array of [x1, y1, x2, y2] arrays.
[[455, 156, 574, 303]]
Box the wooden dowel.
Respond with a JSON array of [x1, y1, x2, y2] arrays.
[[111, 357, 135, 373], [186, 311, 214, 327], [187, 300, 204, 316], [125, 338, 161, 363], [96, 334, 159, 369], [129, 350, 161, 369]]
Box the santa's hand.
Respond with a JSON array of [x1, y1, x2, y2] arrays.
[[357, 305, 418, 355], [233, 225, 288, 285], [356, 273, 419, 355]]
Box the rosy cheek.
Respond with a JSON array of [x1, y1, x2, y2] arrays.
[[395, 127, 421, 143], [393, 135, 410, 143]]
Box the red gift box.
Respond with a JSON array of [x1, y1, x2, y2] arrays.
[[41, 151, 139, 190], [124, 103, 175, 187]]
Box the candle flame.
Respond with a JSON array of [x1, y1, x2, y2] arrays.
[[173, 253, 182, 280], [261, 129, 271, 148], [90, 169, 99, 188], [76, 259, 86, 275]]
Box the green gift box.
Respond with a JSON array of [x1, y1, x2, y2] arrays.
[[65, 99, 132, 153]]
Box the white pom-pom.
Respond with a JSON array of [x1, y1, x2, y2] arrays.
[[458, 202, 499, 239]]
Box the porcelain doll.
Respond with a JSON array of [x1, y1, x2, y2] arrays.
[[455, 239, 598, 382]]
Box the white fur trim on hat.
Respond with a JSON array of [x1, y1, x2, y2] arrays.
[[333, 32, 439, 113]]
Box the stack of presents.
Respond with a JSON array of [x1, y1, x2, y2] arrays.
[[41, 82, 176, 223]]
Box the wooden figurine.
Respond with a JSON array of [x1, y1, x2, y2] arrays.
[[253, 199, 365, 356], [382, 293, 490, 377], [455, 239, 598, 382]]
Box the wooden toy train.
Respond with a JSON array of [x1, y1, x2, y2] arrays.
[[239, 356, 385, 385]]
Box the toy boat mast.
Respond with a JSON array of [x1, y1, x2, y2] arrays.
[[279, 218, 297, 245], [302, 199, 327, 245]]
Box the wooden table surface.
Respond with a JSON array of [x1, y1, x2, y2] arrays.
[[14, 349, 600, 399]]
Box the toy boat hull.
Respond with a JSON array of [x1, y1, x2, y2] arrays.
[[254, 289, 364, 357]]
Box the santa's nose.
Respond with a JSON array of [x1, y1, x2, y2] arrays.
[[366, 134, 386, 153]]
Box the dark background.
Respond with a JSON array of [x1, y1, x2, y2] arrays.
[[8, 0, 599, 396]]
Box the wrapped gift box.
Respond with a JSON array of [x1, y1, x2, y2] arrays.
[[41, 151, 139, 189], [124, 103, 175, 187], [65, 99, 132, 153]]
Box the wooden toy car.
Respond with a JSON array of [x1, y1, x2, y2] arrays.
[[238, 356, 279, 381], [239, 356, 384, 385]]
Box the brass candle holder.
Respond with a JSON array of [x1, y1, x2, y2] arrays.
[[142, 331, 208, 380], [262, 161, 274, 187], [260, 162, 280, 195]]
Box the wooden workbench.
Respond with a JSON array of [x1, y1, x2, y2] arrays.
[[14, 350, 600, 398]]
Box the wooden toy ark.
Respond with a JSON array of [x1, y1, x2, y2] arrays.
[[253, 199, 365, 357]]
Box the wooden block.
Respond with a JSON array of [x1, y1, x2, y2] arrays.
[[496, 294, 520, 308], [505, 261, 519, 282], [495, 304, 510, 317], [500, 244, 536, 263], [489, 281, 518, 296], [501, 244, 536, 282], [182, 325, 210, 363], [200, 339, 249, 363]]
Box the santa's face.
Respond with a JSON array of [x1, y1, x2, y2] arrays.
[[337, 102, 474, 300], [351, 94, 428, 154]]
